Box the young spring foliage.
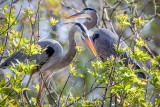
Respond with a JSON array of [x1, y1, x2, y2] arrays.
[[48, 17, 59, 26], [76, 46, 83, 55], [0, 6, 18, 35], [115, 13, 133, 28], [130, 46, 151, 61], [0, 43, 4, 54], [132, 17, 149, 29], [22, 6, 34, 17], [0, 5, 47, 106], [69, 64, 84, 77]]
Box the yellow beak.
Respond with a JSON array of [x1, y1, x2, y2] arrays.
[[85, 38, 98, 57], [65, 12, 84, 20]]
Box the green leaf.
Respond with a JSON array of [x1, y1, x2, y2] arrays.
[[0, 42, 4, 54], [92, 60, 104, 69], [132, 17, 148, 29], [136, 37, 146, 47], [4, 73, 11, 80], [69, 64, 84, 77], [33, 84, 40, 91], [130, 46, 150, 61], [48, 17, 58, 26], [115, 13, 132, 28], [76, 46, 83, 54], [22, 88, 30, 91], [22, 6, 34, 16], [114, 44, 127, 54]]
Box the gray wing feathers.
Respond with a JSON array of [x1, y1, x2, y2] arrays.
[[0, 51, 26, 68], [96, 28, 138, 66], [0, 39, 58, 69], [94, 29, 146, 79]]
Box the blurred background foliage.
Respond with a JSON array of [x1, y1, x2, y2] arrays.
[[0, 0, 160, 106]]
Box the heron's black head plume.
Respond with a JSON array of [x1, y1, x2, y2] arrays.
[[83, 8, 97, 13], [75, 23, 87, 34], [59, 22, 86, 32], [58, 22, 88, 39], [65, 8, 97, 20]]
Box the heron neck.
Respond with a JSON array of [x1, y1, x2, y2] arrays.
[[83, 11, 98, 30], [59, 25, 77, 68]]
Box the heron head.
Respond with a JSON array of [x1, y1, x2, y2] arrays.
[[65, 8, 97, 20], [74, 23, 97, 57]]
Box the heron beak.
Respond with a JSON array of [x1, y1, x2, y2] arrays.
[[65, 12, 86, 20], [85, 37, 98, 57]]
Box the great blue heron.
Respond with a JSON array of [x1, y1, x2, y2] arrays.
[[66, 8, 146, 79], [0, 23, 97, 107]]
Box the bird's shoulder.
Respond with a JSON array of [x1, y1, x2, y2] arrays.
[[37, 39, 63, 53], [93, 28, 119, 46], [95, 28, 118, 38], [37, 39, 60, 47], [95, 28, 129, 48]]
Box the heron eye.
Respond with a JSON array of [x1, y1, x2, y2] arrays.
[[82, 32, 85, 35], [92, 34, 100, 42]]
